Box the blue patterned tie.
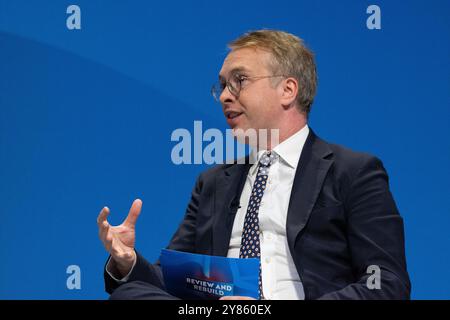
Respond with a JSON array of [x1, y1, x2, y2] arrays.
[[239, 151, 277, 299]]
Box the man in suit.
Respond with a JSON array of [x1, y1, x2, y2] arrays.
[[97, 30, 411, 300]]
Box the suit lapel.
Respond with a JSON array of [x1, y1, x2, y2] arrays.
[[212, 161, 251, 256], [286, 129, 334, 252]]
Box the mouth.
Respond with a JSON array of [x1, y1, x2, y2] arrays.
[[225, 110, 244, 120]]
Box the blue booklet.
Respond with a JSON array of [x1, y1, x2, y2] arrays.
[[160, 249, 260, 300]]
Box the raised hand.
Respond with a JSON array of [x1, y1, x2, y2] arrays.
[[97, 199, 142, 277]]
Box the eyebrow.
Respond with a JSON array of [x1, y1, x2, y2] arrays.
[[218, 66, 251, 81]]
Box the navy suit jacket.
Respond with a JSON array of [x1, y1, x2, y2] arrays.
[[105, 129, 411, 299]]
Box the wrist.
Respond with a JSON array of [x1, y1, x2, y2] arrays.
[[114, 251, 136, 277]]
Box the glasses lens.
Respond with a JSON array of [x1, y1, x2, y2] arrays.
[[228, 74, 241, 96], [211, 74, 241, 102], [211, 82, 223, 101]]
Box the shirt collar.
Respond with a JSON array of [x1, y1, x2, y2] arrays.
[[249, 124, 309, 173]]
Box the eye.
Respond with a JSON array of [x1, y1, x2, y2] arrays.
[[237, 74, 248, 82], [234, 74, 249, 85]]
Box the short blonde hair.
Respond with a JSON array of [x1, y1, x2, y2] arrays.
[[229, 29, 317, 115]]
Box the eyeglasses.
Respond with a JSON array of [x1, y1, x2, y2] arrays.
[[211, 73, 285, 102]]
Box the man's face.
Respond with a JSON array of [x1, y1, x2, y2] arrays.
[[218, 48, 283, 133]]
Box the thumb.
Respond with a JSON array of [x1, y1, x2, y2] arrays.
[[123, 198, 142, 228]]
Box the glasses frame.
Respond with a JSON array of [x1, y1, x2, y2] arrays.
[[211, 73, 286, 102]]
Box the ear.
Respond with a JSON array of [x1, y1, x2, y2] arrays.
[[279, 77, 298, 108]]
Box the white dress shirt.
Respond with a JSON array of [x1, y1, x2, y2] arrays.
[[227, 125, 309, 300]]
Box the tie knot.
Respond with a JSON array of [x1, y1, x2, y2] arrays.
[[259, 151, 278, 168]]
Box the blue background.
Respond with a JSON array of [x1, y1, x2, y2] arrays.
[[0, 0, 449, 299]]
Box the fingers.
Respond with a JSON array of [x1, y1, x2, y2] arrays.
[[123, 199, 142, 228], [99, 220, 110, 242], [97, 206, 110, 227], [98, 206, 111, 244], [103, 228, 113, 252]]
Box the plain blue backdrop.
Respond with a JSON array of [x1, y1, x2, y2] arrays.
[[0, 0, 449, 299]]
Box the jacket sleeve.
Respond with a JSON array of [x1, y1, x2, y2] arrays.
[[318, 156, 411, 299]]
